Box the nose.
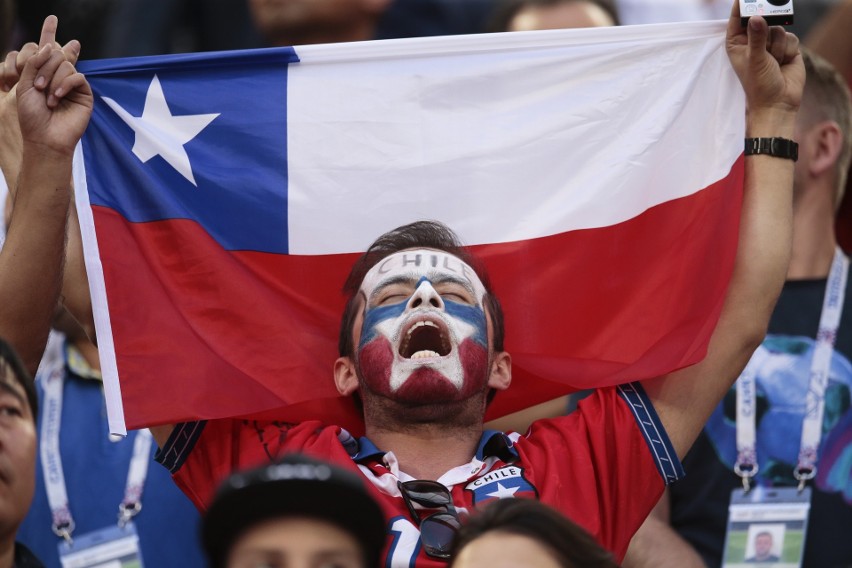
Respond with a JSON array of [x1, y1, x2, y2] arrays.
[[406, 279, 444, 311]]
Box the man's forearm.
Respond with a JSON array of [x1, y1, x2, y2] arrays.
[[0, 145, 72, 373], [623, 516, 707, 568]]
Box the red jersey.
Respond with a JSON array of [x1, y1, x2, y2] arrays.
[[157, 383, 682, 565]]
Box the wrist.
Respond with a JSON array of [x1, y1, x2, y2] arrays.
[[744, 137, 798, 161], [745, 107, 798, 138]]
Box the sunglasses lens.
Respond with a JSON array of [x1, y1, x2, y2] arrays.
[[420, 513, 461, 559], [402, 481, 452, 507]]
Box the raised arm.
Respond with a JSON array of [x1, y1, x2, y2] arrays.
[[640, 4, 804, 459], [0, 16, 92, 375]]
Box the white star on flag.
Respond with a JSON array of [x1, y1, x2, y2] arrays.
[[485, 482, 519, 499], [102, 75, 219, 186]]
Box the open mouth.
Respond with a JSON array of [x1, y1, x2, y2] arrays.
[[399, 319, 451, 359]]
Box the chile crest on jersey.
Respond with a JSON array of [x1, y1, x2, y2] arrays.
[[465, 465, 538, 505]]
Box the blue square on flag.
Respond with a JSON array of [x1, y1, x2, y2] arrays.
[[79, 48, 299, 253]]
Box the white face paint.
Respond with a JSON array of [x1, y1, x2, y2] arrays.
[[357, 249, 490, 402]]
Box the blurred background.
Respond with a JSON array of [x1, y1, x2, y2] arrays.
[[1, 0, 839, 59]]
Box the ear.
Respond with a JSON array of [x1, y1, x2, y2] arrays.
[[487, 351, 512, 391], [334, 356, 360, 396], [807, 120, 843, 178]]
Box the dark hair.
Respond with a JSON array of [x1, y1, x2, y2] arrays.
[[0, 337, 38, 423], [488, 0, 620, 32], [449, 499, 619, 568], [337, 220, 505, 357]]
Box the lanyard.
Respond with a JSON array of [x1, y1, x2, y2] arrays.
[[734, 247, 849, 492], [40, 354, 153, 544]]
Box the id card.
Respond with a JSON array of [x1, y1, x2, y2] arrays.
[[58, 522, 144, 568], [722, 487, 810, 567]]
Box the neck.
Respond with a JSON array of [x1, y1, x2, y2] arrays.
[[362, 392, 487, 479], [788, 190, 838, 279], [0, 533, 15, 568], [72, 337, 101, 372], [365, 422, 483, 480]]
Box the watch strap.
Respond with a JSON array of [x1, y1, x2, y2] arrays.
[[744, 137, 798, 161]]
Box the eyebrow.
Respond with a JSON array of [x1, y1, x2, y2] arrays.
[[369, 272, 476, 303], [0, 380, 27, 407]]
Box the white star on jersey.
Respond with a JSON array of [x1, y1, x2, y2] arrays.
[[485, 482, 519, 499], [102, 75, 219, 186]]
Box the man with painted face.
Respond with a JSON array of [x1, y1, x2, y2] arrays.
[[148, 4, 804, 566]]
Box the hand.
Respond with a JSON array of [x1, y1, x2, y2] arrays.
[[725, 1, 804, 116], [1, 28, 80, 93], [14, 16, 92, 157]]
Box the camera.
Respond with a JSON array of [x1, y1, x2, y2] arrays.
[[739, 0, 794, 26]]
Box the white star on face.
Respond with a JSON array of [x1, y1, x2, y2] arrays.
[[102, 75, 219, 186], [485, 482, 519, 499]]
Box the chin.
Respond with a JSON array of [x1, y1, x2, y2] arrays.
[[393, 367, 464, 403]]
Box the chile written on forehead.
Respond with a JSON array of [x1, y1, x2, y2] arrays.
[[356, 249, 490, 398], [360, 250, 487, 303]]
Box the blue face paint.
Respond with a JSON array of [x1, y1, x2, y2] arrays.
[[360, 301, 406, 349], [358, 277, 488, 350], [445, 301, 487, 347]]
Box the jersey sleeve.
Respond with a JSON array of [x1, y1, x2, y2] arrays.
[[515, 382, 684, 561], [155, 418, 346, 512]]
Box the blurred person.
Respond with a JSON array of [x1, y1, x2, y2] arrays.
[[488, 0, 618, 32], [624, 48, 852, 568], [806, 0, 852, 255], [201, 453, 386, 568], [248, 0, 495, 47], [0, 338, 42, 568], [1, 0, 13, 55], [448, 498, 618, 568], [1, 17, 205, 568]]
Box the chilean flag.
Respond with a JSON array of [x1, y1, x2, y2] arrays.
[[74, 20, 745, 435]]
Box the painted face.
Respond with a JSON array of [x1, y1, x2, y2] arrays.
[[357, 249, 489, 403]]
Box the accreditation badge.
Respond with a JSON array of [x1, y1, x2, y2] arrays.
[[721, 487, 811, 568], [58, 522, 144, 568]]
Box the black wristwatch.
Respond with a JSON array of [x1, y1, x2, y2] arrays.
[[744, 137, 798, 161]]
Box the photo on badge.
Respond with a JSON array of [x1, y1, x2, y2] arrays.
[[722, 487, 810, 567]]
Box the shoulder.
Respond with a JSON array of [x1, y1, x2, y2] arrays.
[[14, 542, 45, 568]]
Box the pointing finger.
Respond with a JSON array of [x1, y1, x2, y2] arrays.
[[38, 15, 58, 50]]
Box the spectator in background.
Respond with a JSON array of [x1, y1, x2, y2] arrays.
[[488, 0, 618, 32], [1, 0, 13, 54], [806, 0, 852, 254], [623, 47, 852, 568], [201, 453, 386, 568], [0, 338, 43, 568], [14, 0, 263, 58], [448, 498, 618, 568], [248, 0, 496, 47]]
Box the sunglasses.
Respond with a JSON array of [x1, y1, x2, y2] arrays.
[[398, 480, 463, 559]]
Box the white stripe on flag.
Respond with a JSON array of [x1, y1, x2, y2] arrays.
[[286, 20, 743, 255]]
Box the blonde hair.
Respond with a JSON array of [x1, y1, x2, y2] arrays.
[[800, 48, 852, 208]]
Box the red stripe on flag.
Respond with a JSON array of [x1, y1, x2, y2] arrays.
[[94, 158, 742, 433]]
